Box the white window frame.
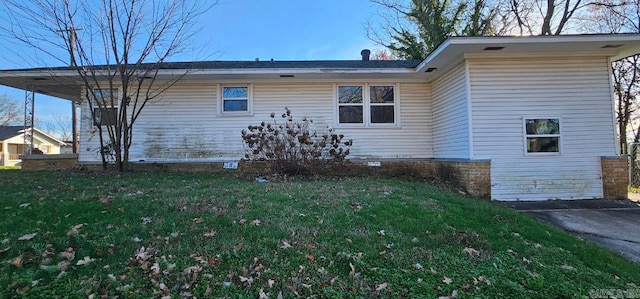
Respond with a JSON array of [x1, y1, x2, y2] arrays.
[[91, 88, 119, 127], [334, 83, 400, 128], [336, 84, 365, 126], [217, 84, 253, 116], [523, 117, 562, 156]]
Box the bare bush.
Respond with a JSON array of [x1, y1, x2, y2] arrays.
[[241, 108, 352, 176]]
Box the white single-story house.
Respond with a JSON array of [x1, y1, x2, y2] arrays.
[[0, 34, 639, 200], [0, 126, 65, 166]]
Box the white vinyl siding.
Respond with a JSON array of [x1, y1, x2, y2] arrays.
[[431, 63, 471, 159], [79, 82, 433, 162], [468, 56, 616, 201]]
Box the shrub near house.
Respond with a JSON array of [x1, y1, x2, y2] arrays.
[[241, 108, 352, 176]]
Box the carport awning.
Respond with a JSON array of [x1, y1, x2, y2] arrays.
[[0, 71, 82, 101]]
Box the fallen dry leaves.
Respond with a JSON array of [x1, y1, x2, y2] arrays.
[[443, 276, 453, 285], [10, 255, 22, 267], [76, 256, 96, 266], [67, 224, 84, 236], [18, 233, 37, 241]]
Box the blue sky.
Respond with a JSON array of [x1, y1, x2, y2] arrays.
[[0, 0, 383, 123]]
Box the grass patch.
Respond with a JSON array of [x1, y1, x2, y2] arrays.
[[0, 171, 638, 298], [0, 166, 20, 170]]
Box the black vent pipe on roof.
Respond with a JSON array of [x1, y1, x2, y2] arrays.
[[361, 49, 371, 61]]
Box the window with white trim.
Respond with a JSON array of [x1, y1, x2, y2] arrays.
[[92, 88, 118, 126], [338, 85, 364, 123], [524, 118, 560, 153], [337, 84, 397, 126], [219, 85, 252, 115]]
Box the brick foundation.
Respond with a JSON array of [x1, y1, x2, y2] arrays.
[[89, 159, 492, 199], [20, 154, 78, 171], [601, 156, 628, 200], [347, 159, 491, 199]]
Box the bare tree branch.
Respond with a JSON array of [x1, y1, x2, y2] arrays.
[[0, 94, 23, 126], [1, 0, 216, 171]]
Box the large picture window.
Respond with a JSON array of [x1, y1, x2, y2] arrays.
[[524, 118, 560, 154], [219, 85, 253, 115], [337, 84, 397, 126], [92, 89, 118, 126]]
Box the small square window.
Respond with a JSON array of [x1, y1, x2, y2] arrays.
[[92, 88, 118, 126], [524, 118, 560, 154], [220, 85, 252, 114]]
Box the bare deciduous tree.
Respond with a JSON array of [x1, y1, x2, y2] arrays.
[[0, 94, 22, 126], [581, 0, 640, 154], [509, 0, 587, 35], [1, 0, 214, 171], [39, 113, 72, 141]]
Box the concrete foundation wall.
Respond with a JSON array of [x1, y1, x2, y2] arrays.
[[601, 156, 628, 200]]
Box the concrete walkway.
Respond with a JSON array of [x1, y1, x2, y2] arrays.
[[499, 198, 640, 264]]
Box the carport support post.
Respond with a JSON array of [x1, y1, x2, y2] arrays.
[[72, 102, 78, 153], [23, 86, 35, 155]]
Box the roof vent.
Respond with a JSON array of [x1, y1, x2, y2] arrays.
[[483, 46, 504, 51], [361, 49, 371, 61], [425, 68, 437, 73], [255, 58, 260, 62], [602, 44, 623, 48], [280, 75, 294, 78], [32, 77, 48, 81]]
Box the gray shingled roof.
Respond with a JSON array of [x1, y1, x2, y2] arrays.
[[0, 126, 23, 141], [1, 60, 423, 72]]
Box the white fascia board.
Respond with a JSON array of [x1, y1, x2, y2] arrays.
[[415, 39, 452, 72], [447, 34, 640, 45]]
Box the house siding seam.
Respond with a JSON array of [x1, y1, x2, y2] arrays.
[[468, 56, 616, 201], [431, 63, 471, 159], [79, 82, 434, 163]]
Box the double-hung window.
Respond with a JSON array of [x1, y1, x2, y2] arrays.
[[337, 84, 397, 126], [219, 84, 253, 115], [92, 89, 118, 126], [524, 118, 561, 154], [369, 85, 395, 124], [338, 85, 364, 123]]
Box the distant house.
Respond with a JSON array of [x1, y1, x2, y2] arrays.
[[0, 126, 65, 166], [0, 34, 639, 200]]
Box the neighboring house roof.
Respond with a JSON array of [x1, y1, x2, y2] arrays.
[[0, 126, 23, 141], [0, 126, 65, 145], [0, 34, 639, 101]]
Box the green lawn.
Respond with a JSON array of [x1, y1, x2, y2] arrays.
[[0, 171, 637, 298], [0, 166, 20, 170]]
